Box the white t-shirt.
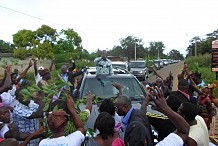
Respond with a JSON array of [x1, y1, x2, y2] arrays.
[[189, 115, 209, 146], [39, 131, 85, 146], [156, 133, 184, 146], [0, 124, 9, 138], [35, 73, 42, 85]]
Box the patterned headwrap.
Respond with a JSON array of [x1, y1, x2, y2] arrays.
[[47, 110, 68, 131]]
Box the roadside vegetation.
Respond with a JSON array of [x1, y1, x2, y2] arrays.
[[185, 54, 218, 95]]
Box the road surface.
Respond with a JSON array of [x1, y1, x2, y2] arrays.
[[147, 61, 184, 91]]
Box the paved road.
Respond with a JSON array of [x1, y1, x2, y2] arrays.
[[146, 61, 184, 91]]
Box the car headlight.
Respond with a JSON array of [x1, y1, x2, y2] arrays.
[[139, 70, 144, 73]]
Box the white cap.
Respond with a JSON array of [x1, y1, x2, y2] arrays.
[[38, 66, 44, 71]]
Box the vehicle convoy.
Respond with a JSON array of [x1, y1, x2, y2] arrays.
[[128, 61, 149, 81]]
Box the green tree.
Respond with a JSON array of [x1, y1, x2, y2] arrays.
[[13, 48, 27, 60], [186, 29, 218, 57], [13, 29, 35, 49], [31, 42, 54, 59], [168, 49, 184, 60], [0, 40, 15, 53], [107, 45, 124, 57], [146, 41, 165, 59], [31, 25, 57, 59], [35, 25, 57, 45], [119, 36, 145, 61], [54, 28, 82, 54]]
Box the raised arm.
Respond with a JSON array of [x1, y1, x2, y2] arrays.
[[67, 96, 85, 134], [140, 95, 149, 112], [68, 58, 76, 72], [187, 74, 201, 94], [49, 59, 55, 71], [112, 82, 123, 96], [0, 66, 12, 93], [152, 69, 163, 80], [84, 92, 94, 112], [33, 59, 38, 76], [150, 87, 190, 142], [17, 60, 33, 83]]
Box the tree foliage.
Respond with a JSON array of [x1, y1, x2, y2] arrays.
[[54, 28, 82, 54], [13, 48, 27, 60], [35, 24, 57, 45], [0, 40, 15, 53], [13, 29, 35, 49], [168, 49, 184, 60], [146, 41, 165, 59], [186, 29, 218, 57]]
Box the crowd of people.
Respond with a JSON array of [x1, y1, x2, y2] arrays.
[[0, 50, 217, 146]]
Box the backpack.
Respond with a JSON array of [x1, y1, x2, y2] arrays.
[[124, 121, 154, 146]]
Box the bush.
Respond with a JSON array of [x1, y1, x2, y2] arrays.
[[186, 54, 218, 96], [186, 54, 211, 69]]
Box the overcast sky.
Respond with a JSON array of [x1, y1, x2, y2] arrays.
[[1, 0, 218, 56]]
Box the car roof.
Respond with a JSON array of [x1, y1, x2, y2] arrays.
[[84, 73, 134, 79], [130, 61, 144, 62], [112, 61, 127, 64]]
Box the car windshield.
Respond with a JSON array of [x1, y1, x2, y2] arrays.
[[129, 62, 145, 68], [82, 77, 144, 100], [112, 64, 126, 69]]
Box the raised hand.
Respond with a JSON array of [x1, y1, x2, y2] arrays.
[[5, 65, 12, 75], [112, 82, 122, 90], [66, 96, 75, 111]]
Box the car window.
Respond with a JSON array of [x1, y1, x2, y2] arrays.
[[129, 62, 145, 68], [112, 64, 126, 69], [82, 77, 144, 100]]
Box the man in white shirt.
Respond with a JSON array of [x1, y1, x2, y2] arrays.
[[39, 97, 85, 146], [33, 59, 55, 85], [178, 102, 209, 146]]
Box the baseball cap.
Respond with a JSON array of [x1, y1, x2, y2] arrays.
[[38, 66, 44, 71], [61, 65, 67, 70], [41, 68, 50, 75]]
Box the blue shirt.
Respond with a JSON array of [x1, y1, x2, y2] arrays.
[[122, 107, 134, 129], [197, 80, 206, 88]]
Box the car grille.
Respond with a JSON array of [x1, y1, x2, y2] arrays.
[[132, 71, 139, 74]]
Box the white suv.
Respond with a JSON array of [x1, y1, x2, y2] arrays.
[[112, 61, 128, 70]]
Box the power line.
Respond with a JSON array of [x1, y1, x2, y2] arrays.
[[0, 5, 84, 33], [0, 5, 67, 28]]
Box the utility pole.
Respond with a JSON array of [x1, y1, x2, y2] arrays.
[[134, 42, 136, 61], [195, 40, 197, 57]]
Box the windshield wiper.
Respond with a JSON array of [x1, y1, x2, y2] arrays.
[[96, 77, 104, 87]]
